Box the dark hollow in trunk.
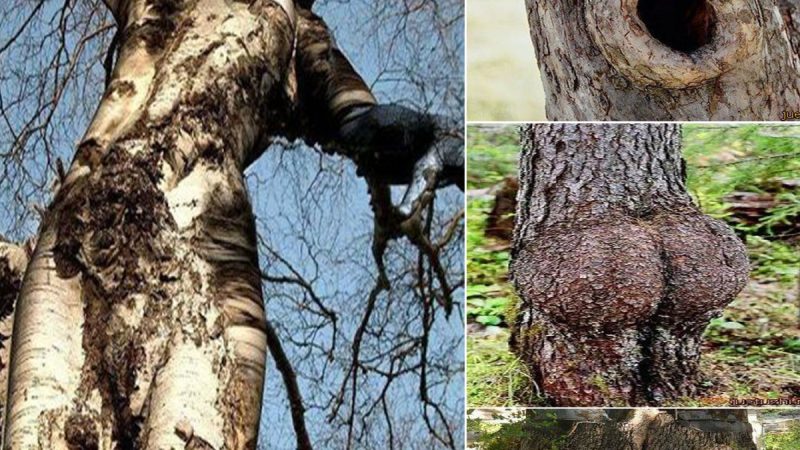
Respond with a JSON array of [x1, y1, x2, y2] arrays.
[[525, 0, 800, 120], [509, 124, 750, 406], [637, 0, 716, 53]]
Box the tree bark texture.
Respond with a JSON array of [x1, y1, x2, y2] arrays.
[[525, 0, 800, 120], [0, 241, 29, 435], [509, 124, 750, 407], [0, 0, 400, 448]]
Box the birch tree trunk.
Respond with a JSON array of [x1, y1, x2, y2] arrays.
[[0, 0, 349, 448], [525, 0, 800, 120], [509, 124, 750, 407], [1, 1, 461, 447], [0, 241, 29, 433], [3, 0, 294, 446]]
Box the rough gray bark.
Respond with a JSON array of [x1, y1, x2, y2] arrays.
[[1, 0, 462, 448], [525, 0, 800, 120], [509, 124, 750, 407]]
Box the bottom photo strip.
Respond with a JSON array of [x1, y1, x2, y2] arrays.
[[467, 408, 795, 449]]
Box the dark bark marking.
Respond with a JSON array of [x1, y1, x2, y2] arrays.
[[74, 139, 104, 170], [107, 80, 136, 99], [0, 258, 21, 320], [64, 413, 100, 450], [53, 147, 174, 290], [123, 0, 183, 53]]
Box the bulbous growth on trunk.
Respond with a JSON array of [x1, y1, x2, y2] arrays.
[[509, 124, 750, 406], [525, 0, 800, 120]]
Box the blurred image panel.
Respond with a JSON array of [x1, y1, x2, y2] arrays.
[[467, 408, 800, 449]]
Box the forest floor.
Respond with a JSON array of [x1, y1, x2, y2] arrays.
[[466, 125, 800, 408]]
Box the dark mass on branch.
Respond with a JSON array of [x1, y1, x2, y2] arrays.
[[294, 9, 464, 218], [339, 104, 464, 191]]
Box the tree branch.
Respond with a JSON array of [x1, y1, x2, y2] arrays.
[[293, 7, 464, 208], [265, 320, 313, 450]]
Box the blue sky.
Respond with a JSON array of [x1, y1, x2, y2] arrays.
[[255, 3, 464, 447]]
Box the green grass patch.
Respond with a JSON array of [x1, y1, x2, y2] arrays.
[[466, 333, 545, 406], [767, 423, 800, 450]]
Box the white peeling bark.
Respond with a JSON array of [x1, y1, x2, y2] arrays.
[[3, 228, 90, 449], [3, 0, 296, 448]]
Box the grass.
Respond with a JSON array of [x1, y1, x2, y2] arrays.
[[466, 124, 800, 407], [466, 334, 543, 406], [767, 423, 800, 450]]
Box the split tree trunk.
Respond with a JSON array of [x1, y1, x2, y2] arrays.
[[2, 0, 295, 446], [525, 0, 800, 120], [509, 124, 750, 406], [0, 0, 357, 448], [1, 1, 459, 447]]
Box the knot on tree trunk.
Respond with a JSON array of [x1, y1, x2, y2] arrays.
[[510, 209, 749, 406], [585, 0, 762, 88]]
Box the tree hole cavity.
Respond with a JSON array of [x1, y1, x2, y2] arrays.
[[637, 0, 717, 53]]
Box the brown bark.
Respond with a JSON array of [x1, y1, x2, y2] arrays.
[[525, 0, 800, 120], [565, 410, 758, 450], [509, 124, 750, 406]]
